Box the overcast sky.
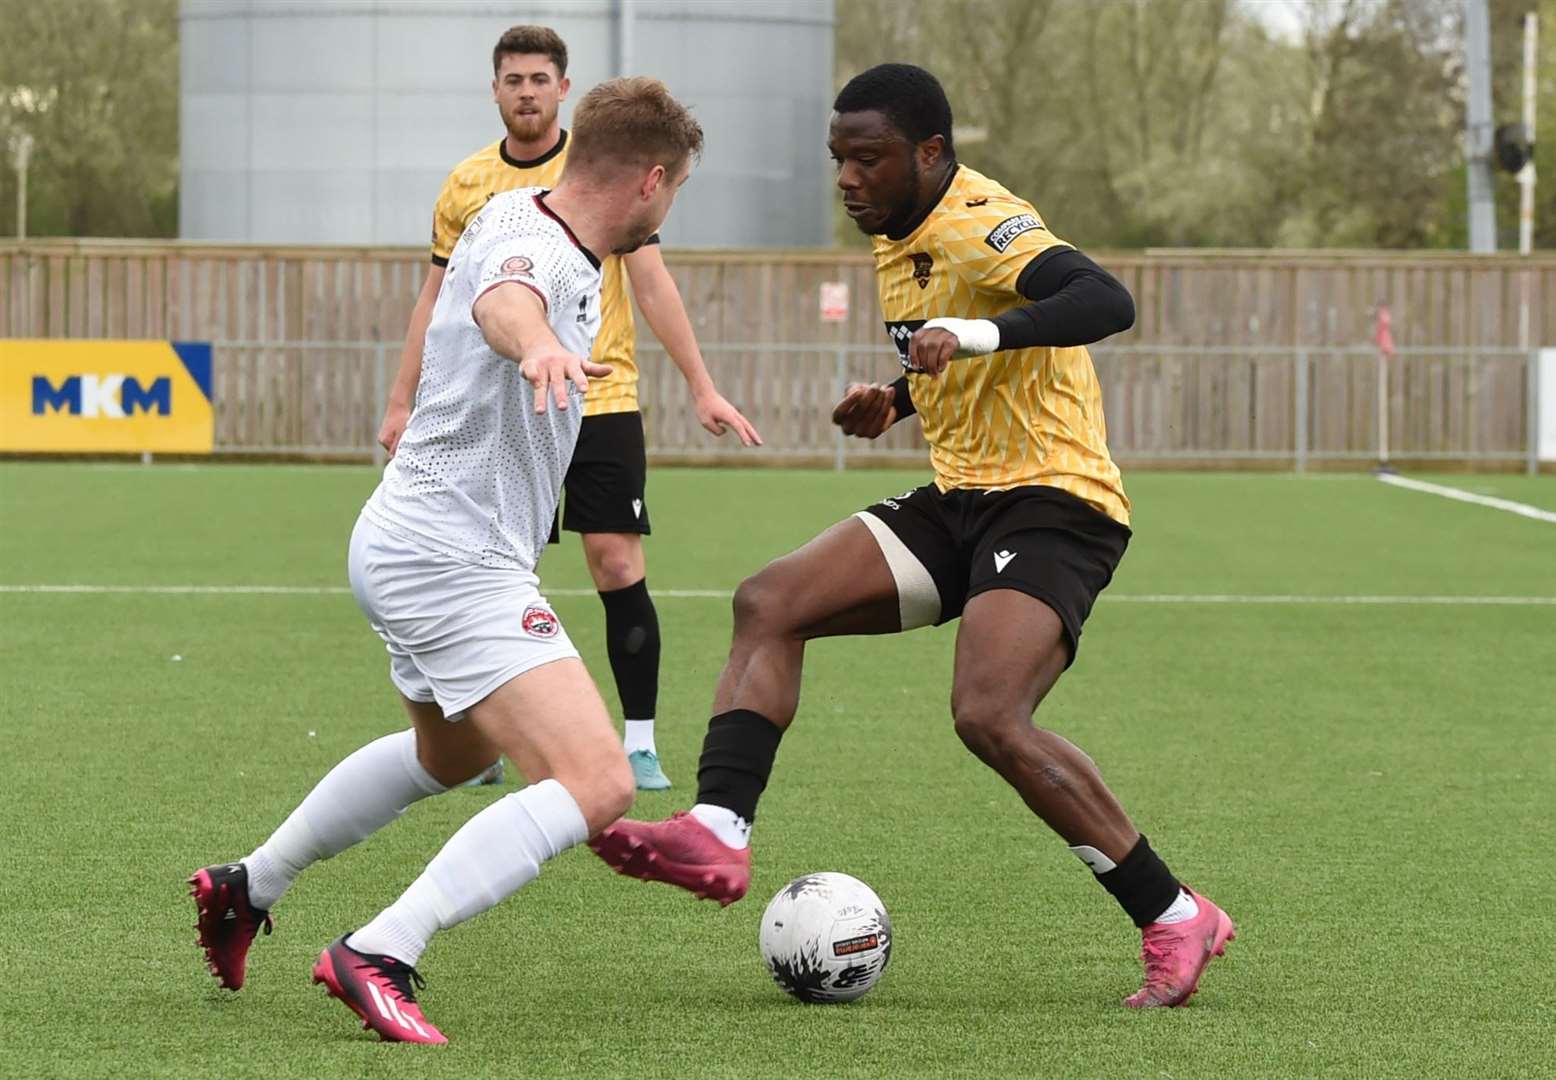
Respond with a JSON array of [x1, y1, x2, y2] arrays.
[[1243, 0, 1310, 41]]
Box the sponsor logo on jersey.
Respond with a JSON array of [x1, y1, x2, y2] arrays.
[[985, 213, 1041, 253], [521, 604, 560, 638], [908, 253, 934, 289], [832, 933, 882, 957], [883, 319, 928, 371]]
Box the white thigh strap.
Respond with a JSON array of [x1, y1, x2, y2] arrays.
[[853, 511, 941, 631]]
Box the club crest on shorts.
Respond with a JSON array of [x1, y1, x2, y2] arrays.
[[500, 255, 535, 276], [521, 604, 559, 638]]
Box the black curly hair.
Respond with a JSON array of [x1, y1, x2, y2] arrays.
[[833, 63, 955, 159]]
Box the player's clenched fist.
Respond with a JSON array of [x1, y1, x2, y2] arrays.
[[520, 352, 612, 414], [377, 401, 410, 456], [831, 382, 897, 439], [907, 326, 960, 377], [908, 318, 1000, 376]]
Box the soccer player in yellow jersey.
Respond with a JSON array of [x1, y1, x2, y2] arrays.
[[593, 64, 1235, 1009], [377, 26, 761, 792]]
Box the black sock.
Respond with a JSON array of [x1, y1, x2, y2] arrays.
[[1095, 835, 1182, 928], [599, 578, 660, 722], [695, 709, 784, 822]]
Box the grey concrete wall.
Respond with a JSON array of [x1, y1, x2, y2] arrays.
[[179, 0, 835, 247]]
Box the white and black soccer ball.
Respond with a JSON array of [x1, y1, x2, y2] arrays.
[[758, 872, 892, 1003]]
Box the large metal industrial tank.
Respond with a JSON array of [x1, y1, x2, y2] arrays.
[[179, 0, 835, 246]]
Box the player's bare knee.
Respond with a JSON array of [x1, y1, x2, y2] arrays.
[[731, 570, 789, 638], [951, 690, 1026, 763], [415, 738, 493, 789], [590, 553, 640, 592]]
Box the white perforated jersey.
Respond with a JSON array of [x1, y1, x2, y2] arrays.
[[363, 187, 602, 570]]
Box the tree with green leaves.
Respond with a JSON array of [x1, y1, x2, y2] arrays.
[[0, 0, 178, 238], [836, 0, 1525, 250]]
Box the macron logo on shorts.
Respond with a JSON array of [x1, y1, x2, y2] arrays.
[[993, 550, 1016, 573]]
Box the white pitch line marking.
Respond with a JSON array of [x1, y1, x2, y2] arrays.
[[0, 585, 1552, 605], [1377, 473, 1556, 524]]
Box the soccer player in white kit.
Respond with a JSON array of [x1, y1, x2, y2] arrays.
[[187, 78, 704, 1045]]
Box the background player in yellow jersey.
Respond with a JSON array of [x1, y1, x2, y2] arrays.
[[377, 26, 761, 791], [592, 64, 1235, 1009]]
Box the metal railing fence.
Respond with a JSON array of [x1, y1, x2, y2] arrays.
[[196, 341, 1542, 473]]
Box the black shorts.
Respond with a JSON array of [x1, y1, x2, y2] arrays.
[[549, 411, 650, 541], [858, 483, 1130, 662]]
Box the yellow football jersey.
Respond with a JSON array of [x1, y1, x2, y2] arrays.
[[872, 166, 1129, 525], [430, 131, 640, 416]]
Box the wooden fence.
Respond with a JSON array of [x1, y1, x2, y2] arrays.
[[1, 240, 1549, 466]]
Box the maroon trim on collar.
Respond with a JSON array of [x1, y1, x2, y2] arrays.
[[532, 192, 601, 270]]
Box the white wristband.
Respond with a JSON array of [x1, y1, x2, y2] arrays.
[[922, 317, 1000, 358]]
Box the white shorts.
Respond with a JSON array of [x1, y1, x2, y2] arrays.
[[348, 514, 578, 718]]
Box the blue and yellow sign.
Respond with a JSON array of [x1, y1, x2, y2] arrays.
[[0, 340, 214, 454]]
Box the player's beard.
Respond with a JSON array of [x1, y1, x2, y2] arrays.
[[612, 216, 658, 255], [859, 155, 921, 238], [505, 102, 557, 143]]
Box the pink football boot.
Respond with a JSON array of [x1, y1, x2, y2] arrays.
[[589, 811, 751, 906], [1125, 888, 1236, 1008]]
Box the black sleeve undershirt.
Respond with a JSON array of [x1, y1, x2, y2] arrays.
[[885, 248, 1134, 424], [990, 247, 1135, 349]]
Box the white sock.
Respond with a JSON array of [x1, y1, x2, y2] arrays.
[[623, 719, 656, 755], [349, 778, 588, 967], [1153, 888, 1200, 925], [242, 729, 446, 911], [689, 802, 751, 850]]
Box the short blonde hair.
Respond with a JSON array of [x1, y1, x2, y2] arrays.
[[567, 77, 704, 177]]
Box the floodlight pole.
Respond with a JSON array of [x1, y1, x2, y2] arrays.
[[1465, 0, 1497, 252], [1518, 12, 1539, 351], [12, 132, 32, 240], [614, 0, 634, 77]]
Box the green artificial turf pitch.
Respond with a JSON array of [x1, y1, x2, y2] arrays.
[[1, 464, 1553, 1079]]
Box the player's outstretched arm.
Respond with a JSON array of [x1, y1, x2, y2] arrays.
[[908, 250, 1135, 376], [377, 264, 446, 455], [474, 282, 611, 413], [624, 245, 763, 446]]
